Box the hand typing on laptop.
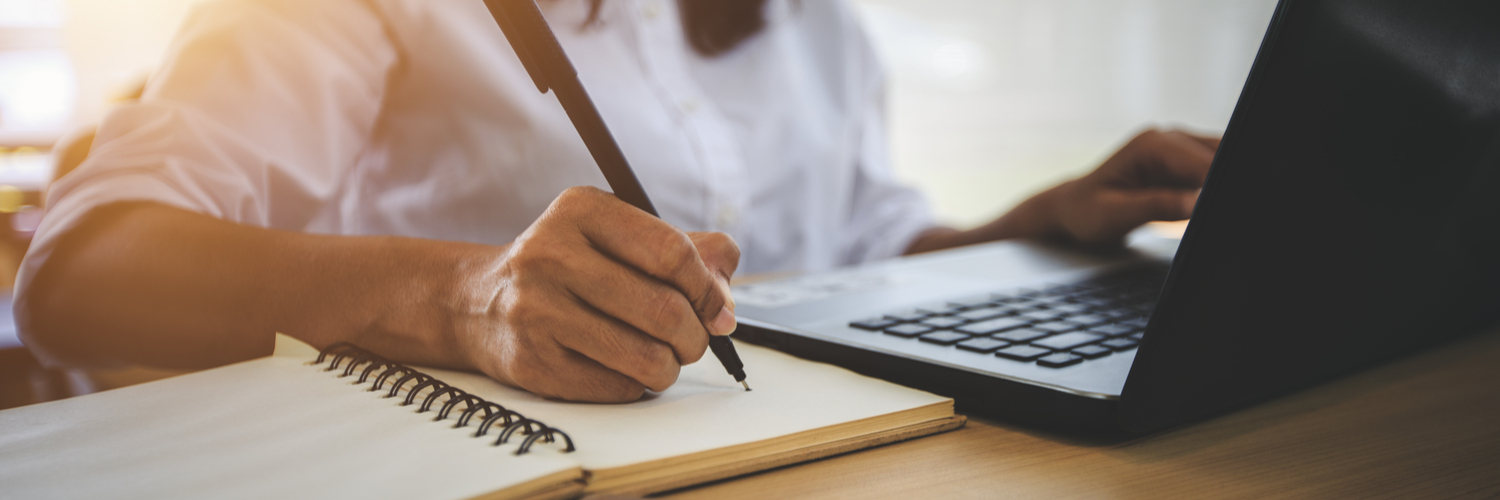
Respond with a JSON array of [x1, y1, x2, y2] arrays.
[[906, 129, 1219, 253]]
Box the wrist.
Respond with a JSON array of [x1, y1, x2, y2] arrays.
[[1029, 180, 1074, 240], [440, 243, 511, 373], [903, 181, 1077, 255], [984, 181, 1071, 242], [351, 238, 506, 371]]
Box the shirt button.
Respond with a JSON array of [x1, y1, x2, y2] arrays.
[[716, 204, 739, 228], [643, 1, 661, 20]]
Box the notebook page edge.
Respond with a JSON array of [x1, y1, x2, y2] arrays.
[[582, 401, 958, 491], [589, 414, 968, 495]]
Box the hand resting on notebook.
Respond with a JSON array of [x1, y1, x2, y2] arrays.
[[22, 186, 738, 403]]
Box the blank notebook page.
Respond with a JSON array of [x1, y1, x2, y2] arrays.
[[0, 351, 581, 500], [422, 342, 952, 474]]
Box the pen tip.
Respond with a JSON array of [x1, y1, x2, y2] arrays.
[[740, 380, 752, 392]]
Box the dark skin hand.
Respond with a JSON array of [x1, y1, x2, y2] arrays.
[[21, 128, 1215, 403], [905, 128, 1220, 253]]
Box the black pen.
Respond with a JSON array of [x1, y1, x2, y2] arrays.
[[482, 0, 750, 391]]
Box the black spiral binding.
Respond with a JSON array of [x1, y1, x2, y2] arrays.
[[313, 342, 575, 455]]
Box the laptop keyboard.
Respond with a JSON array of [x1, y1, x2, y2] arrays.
[[847, 264, 1168, 369]]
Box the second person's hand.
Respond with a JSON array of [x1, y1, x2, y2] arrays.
[[1051, 128, 1220, 245]]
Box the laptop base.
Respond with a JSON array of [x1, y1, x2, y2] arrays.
[[734, 320, 1121, 432]]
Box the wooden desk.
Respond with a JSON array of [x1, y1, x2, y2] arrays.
[[6, 266, 1493, 497], [664, 326, 1500, 499]]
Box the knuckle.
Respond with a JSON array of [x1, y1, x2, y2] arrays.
[[640, 294, 707, 365], [1133, 128, 1163, 146], [645, 293, 696, 334], [700, 232, 741, 270], [630, 342, 679, 390], [641, 347, 680, 391], [650, 231, 699, 278], [641, 341, 677, 371], [600, 379, 648, 403], [654, 363, 682, 392], [722, 238, 741, 267], [506, 352, 553, 395], [556, 185, 597, 204], [548, 186, 605, 219], [679, 333, 708, 365], [501, 293, 553, 329]]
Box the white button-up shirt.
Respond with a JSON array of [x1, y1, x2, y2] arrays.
[[18, 0, 935, 351]]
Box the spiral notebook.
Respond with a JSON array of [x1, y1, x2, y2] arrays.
[[0, 334, 962, 499]]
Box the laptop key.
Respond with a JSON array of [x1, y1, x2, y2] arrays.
[[955, 307, 1008, 322], [1119, 318, 1150, 328], [849, 317, 899, 330], [1049, 303, 1091, 314], [1031, 295, 1070, 305], [1128, 332, 1145, 341], [957, 317, 1030, 335], [995, 304, 1041, 315], [920, 316, 967, 329], [1031, 321, 1079, 334], [1071, 344, 1113, 359], [883, 310, 931, 322], [995, 345, 1051, 361], [918, 331, 972, 345], [993, 328, 1051, 343], [1064, 314, 1109, 328], [1101, 338, 1140, 351], [1077, 297, 1116, 308], [915, 303, 966, 316], [1037, 352, 1084, 368], [1021, 309, 1067, 322], [883, 323, 934, 338], [1087, 324, 1137, 337], [1032, 332, 1105, 351], [956, 337, 1011, 353]]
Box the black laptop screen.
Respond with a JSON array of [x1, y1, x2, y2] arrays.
[[1120, 0, 1500, 432]]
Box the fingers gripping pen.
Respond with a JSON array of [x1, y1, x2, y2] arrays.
[[481, 0, 751, 391]]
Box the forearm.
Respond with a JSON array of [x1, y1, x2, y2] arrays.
[[904, 182, 1070, 255], [22, 203, 499, 370]]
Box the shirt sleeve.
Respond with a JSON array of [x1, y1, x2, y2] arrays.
[[14, 0, 399, 367], [838, 22, 937, 266]]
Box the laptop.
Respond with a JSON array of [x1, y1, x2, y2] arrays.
[[731, 0, 1500, 433]]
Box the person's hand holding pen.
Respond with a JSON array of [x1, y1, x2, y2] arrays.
[[454, 186, 740, 403]]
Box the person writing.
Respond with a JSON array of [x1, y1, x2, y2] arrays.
[[16, 0, 1218, 403]]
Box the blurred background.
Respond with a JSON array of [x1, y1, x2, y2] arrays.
[[0, 0, 1282, 224], [0, 0, 1279, 406]]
